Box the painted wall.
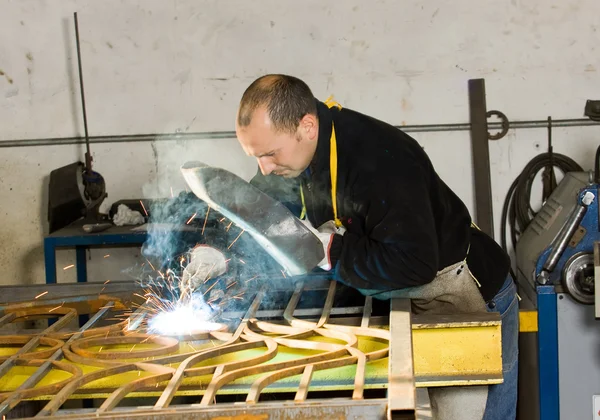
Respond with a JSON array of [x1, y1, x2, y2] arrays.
[[0, 0, 598, 286]]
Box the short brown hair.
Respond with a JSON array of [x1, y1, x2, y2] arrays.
[[237, 74, 317, 133]]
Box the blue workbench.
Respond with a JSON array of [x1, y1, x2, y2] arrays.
[[44, 221, 148, 285]]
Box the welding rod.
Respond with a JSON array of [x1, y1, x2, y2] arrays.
[[0, 302, 115, 416]]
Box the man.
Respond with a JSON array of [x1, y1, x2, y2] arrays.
[[233, 74, 518, 420]]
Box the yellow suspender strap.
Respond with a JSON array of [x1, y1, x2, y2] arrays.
[[300, 96, 343, 227], [299, 185, 306, 220], [329, 122, 342, 227], [324, 96, 343, 228]]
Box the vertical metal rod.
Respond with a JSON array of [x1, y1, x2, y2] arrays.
[[361, 296, 373, 328], [231, 287, 265, 341], [73, 12, 92, 172], [387, 298, 416, 419], [315, 281, 336, 328], [283, 282, 304, 324], [468, 79, 494, 238]]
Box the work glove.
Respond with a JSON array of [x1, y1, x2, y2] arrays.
[[300, 219, 346, 271], [180, 245, 228, 294]]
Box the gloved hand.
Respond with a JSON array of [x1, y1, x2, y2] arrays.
[[180, 245, 228, 294], [300, 219, 346, 271]]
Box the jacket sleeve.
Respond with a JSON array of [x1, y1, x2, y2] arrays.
[[249, 167, 303, 217], [331, 165, 439, 291]]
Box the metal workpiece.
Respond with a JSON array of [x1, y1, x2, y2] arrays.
[[0, 281, 140, 310], [181, 160, 324, 275], [0, 282, 503, 419], [0, 302, 115, 416]]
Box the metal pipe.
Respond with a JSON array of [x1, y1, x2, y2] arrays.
[[0, 119, 598, 149]]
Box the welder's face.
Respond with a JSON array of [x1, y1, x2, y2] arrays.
[[236, 107, 318, 178]]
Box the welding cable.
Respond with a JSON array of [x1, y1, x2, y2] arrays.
[[501, 151, 583, 256]]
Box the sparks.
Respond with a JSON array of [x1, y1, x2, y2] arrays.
[[103, 254, 110, 258], [227, 229, 245, 250], [203, 280, 219, 296], [202, 207, 211, 235], [239, 258, 246, 264], [147, 293, 221, 336], [63, 264, 75, 270], [48, 303, 64, 312], [281, 269, 287, 278], [104, 279, 110, 284], [186, 213, 197, 224], [170, 186, 174, 198], [34, 291, 48, 299], [140, 200, 148, 217], [226, 221, 233, 232]]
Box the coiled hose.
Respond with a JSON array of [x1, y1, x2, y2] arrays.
[[501, 152, 583, 256]]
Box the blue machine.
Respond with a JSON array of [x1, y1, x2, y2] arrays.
[[516, 171, 600, 420]]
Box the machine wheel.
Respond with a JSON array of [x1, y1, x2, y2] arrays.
[[562, 252, 595, 304]]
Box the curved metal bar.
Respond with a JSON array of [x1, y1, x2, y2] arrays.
[[98, 371, 174, 413], [37, 362, 173, 416], [201, 347, 351, 406], [246, 355, 358, 403], [0, 336, 65, 360], [154, 337, 277, 409], [0, 358, 81, 401], [69, 334, 179, 360]]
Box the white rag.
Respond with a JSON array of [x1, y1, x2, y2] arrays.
[[113, 204, 145, 226]]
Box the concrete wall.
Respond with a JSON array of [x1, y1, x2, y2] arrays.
[[0, 0, 598, 286]]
